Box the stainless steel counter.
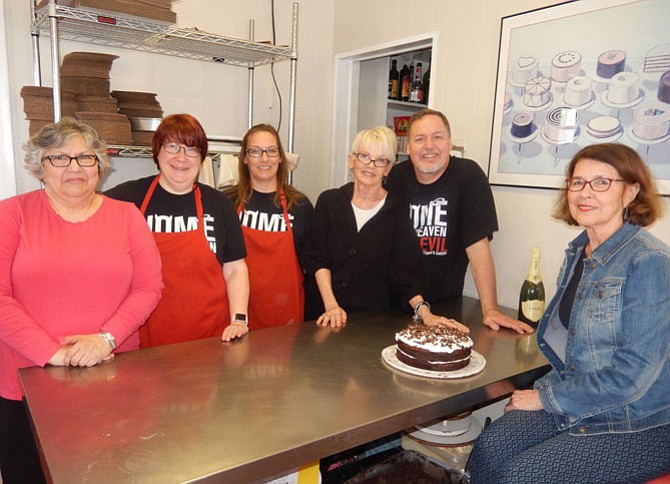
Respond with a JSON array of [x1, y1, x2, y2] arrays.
[[20, 297, 550, 483]]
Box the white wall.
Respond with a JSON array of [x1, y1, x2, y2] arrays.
[[3, 0, 336, 195], [331, 0, 670, 308]]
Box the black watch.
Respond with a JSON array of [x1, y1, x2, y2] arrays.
[[233, 313, 248, 324]]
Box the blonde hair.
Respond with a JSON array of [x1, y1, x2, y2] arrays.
[[351, 125, 397, 162]]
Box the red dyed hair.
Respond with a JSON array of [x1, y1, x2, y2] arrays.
[[151, 113, 208, 166]]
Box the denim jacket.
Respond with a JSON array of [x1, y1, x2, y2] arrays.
[[535, 222, 670, 435]]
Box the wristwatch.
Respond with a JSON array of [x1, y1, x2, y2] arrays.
[[232, 313, 248, 324], [99, 331, 117, 350]]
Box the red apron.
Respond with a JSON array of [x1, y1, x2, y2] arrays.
[[239, 192, 304, 330], [139, 176, 230, 347]]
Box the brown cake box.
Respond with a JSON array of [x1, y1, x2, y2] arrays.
[[36, 0, 177, 24], [29, 119, 52, 136], [111, 90, 159, 104], [61, 76, 111, 97], [131, 130, 155, 146], [117, 104, 164, 118], [76, 95, 118, 113], [20, 86, 78, 121], [74, 111, 133, 145], [61, 52, 118, 79]]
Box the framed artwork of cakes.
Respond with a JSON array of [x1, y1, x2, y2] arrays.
[[488, 0, 670, 194]]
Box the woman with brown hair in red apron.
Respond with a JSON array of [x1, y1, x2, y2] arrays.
[[224, 124, 313, 330], [106, 114, 250, 344]]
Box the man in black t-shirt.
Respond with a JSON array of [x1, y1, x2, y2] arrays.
[[385, 109, 533, 334]]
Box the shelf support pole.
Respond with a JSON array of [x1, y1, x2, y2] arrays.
[[287, 2, 299, 184], [47, 0, 62, 121], [247, 19, 255, 130], [30, 0, 42, 86]]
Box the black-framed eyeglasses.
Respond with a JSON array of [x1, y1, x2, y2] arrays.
[[565, 177, 627, 192], [353, 152, 391, 167], [246, 147, 281, 158], [41, 154, 99, 167], [163, 142, 201, 158]]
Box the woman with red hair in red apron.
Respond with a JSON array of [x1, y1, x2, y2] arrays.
[[106, 114, 250, 345]]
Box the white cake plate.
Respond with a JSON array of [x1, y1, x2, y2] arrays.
[[381, 346, 486, 380], [600, 89, 645, 109]]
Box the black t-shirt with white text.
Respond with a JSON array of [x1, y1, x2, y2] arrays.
[[385, 156, 498, 301], [105, 176, 246, 266]]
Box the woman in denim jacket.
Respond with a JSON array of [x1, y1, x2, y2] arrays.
[[470, 143, 670, 484]]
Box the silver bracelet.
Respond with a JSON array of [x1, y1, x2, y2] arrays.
[[413, 301, 431, 322]]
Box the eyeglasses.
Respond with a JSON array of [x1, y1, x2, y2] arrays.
[[246, 147, 280, 158], [353, 152, 391, 167], [41, 154, 99, 167], [565, 177, 627, 192], [163, 142, 201, 157]]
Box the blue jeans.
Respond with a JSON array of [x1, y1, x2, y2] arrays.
[[469, 409, 670, 484]]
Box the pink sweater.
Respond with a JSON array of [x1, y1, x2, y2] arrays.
[[0, 190, 163, 400]]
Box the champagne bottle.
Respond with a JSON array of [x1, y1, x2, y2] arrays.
[[388, 59, 399, 100], [517, 247, 545, 327]]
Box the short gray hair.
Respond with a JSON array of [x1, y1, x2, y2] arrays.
[[23, 117, 111, 180], [351, 125, 397, 162]]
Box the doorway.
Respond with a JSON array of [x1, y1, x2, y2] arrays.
[[330, 33, 436, 187]]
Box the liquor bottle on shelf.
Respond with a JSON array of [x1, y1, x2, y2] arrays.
[[399, 63, 411, 102], [410, 62, 424, 103], [422, 65, 430, 103], [388, 59, 399, 100], [517, 247, 545, 328]]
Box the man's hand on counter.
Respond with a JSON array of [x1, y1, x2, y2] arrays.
[[482, 308, 535, 334]]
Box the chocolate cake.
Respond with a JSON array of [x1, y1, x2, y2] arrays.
[[395, 325, 473, 372]]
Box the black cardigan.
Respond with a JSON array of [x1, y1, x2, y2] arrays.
[[301, 182, 427, 318]]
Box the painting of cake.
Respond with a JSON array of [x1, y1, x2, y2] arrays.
[[643, 44, 670, 73], [563, 75, 594, 108], [510, 55, 539, 86], [632, 103, 670, 141], [542, 106, 579, 144], [522, 75, 552, 108], [550, 51, 582, 83], [584, 115, 622, 143], [596, 49, 626, 79], [603, 72, 642, 106]]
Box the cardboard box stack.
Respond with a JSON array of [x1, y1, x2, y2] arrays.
[[36, 0, 177, 24]]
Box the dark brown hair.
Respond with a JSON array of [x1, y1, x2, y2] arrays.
[[224, 123, 306, 209], [152, 114, 208, 167], [553, 143, 661, 227]]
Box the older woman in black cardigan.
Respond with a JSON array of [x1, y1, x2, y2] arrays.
[[301, 126, 467, 332]]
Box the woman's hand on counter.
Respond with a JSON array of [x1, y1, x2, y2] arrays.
[[316, 306, 347, 327], [222, 322, 249, 342], [422, 312, 470, 334], [59, 334, 113, 367], [504, 389, 544, 412]]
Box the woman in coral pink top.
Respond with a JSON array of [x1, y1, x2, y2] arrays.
[[0, 117, 163, 484]]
